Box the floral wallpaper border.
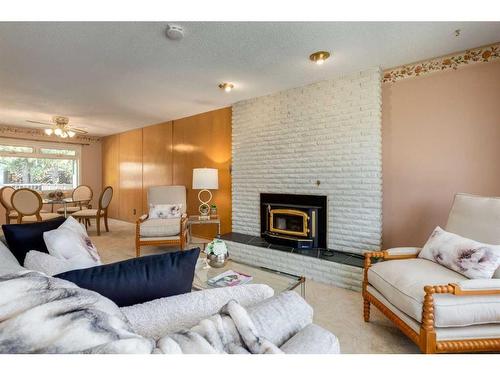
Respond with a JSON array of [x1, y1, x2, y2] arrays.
[[383, 43, 500, 84], [0, 124, 101, 145]]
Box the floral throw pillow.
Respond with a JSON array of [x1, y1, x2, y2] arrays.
[[149, 204, 182, 219], [418, 226, 500, 279]]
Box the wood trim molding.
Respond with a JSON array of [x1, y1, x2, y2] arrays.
[[0, 124, 101, 145], [383, 42, 500, 84]]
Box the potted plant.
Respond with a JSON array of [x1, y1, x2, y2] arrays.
[[206, 239, 228, 268], [210, 204, 217, 217]]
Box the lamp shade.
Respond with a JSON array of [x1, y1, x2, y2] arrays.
[[192, 168, 218, 190]]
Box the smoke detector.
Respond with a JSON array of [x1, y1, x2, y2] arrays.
[[166, 24, 184, 41]]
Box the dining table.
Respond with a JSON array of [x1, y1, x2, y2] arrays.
[[42, 197, 87, 218]]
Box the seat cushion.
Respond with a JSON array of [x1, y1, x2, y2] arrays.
[[54, 248, 201, 307], [20, 213, 62, 223], [2, 217, 66, 264], [140, 218, 180, 237], [368, 258, 500, 327], [72, 209, 104, 217], [56, 206, 87, 214]]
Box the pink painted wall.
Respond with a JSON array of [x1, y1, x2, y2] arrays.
[[382, 60, 500, 248], [81, 141, 102, 209]]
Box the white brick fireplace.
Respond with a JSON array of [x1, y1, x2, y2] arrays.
[[231, 68, 382, 254]]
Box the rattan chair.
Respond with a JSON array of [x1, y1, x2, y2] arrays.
[[72, 186, 113, 236], [11, 188, 61, 224]]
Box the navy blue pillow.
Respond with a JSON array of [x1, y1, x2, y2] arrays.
[[54, 248, 201, 307], [2, 217, 66, 264]]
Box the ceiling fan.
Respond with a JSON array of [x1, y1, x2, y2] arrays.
[[27, 116, 88, 138]]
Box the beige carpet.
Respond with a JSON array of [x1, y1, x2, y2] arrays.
[[90, 218, 420, 354]]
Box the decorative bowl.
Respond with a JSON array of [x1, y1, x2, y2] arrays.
[[207, 252, 229, 268]]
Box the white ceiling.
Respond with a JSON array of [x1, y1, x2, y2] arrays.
[[0, 22, 499, 136]]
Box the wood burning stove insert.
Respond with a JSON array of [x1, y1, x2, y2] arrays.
[[260, 193, 327, 249]]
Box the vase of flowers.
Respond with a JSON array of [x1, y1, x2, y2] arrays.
[[47, 190, 64, 200], [206, 239, 229, 268]]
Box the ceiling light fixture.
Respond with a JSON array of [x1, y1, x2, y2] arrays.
[[32, 116, 88, 139], [309, 51, 331, 65], [218, 83, 234, 92]]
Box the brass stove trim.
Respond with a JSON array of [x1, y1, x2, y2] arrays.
[[269, 208, 309, 237]]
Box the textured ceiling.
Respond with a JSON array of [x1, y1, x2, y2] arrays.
[[0, 22, 499, 136]]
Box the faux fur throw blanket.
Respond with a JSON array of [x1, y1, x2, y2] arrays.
[[0, 271, 282, 354]]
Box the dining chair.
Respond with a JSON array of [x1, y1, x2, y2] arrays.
[[0, 186, 18, 224], [72, 186, 113, 236], [11, 188, 62, 224], [56, 184, 93, 216]]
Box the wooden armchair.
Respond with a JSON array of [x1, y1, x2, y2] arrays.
[[135, 185, 189, 257], [363, 194, 500, 354]]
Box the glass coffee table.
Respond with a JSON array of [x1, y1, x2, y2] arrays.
[[193, 256, 306, 298]]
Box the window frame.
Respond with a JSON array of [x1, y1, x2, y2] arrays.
[[0, 138, 82, 191]]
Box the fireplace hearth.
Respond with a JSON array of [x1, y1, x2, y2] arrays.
[[260, 193, 327, 249]]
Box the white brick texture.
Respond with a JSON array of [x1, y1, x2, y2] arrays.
[[226, 241, 363, 291], [232, 68, 382, 254]]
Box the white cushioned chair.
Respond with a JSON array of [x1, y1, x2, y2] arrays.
[[363, 193, 500, 354], [135, 185, 188, 257], [10, 188, 61, 223]]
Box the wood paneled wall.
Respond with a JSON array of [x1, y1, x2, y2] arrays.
[[101, 108, 232, 239], [142, 122, 173, 212], [119, 129, 143, 222], [173, 107, 232, 238], [102, 134, 120, 218]]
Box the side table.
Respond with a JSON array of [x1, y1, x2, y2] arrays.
[[187, 215, 221, 250]]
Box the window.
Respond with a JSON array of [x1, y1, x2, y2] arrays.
[[0, 139, 81, 191], [40, 148, 76, 156], [0, 145, 33, 154]]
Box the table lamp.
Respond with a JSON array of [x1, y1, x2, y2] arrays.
[[192, 168, 218, 219]]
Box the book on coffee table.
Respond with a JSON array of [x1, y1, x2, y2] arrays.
[[207, 270, 253, 287]]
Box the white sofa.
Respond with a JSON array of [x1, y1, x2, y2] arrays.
[[0, 240, 339, 354], [363, 193, 500, 354]]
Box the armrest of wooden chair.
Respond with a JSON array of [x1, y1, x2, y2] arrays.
[[180, 214, 188, 249], [364, 247, 421, 269], [135, 214, 149, 240]]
